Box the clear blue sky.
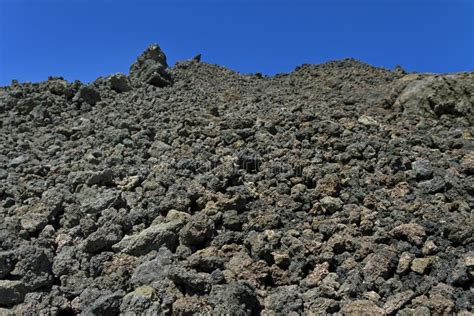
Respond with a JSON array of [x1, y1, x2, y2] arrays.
[[0, 0, 473, 85]]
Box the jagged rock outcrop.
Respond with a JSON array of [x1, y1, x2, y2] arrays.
[[129, 44, 173, 87]]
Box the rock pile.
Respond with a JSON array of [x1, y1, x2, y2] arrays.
[[0, 44, 473, 315]]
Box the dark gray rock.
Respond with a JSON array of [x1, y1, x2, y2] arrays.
[[187, 247, 225, 272], [148, 140, 172, 158], [130, 248, 175, 286], [418, 177, 446, 194], [0, 251, 15, 278], [73, 84, 101, 105], [412, 159, 433, 180], [167, 266, 213, 294], [394, 75, 473, 117], [86, 169, 115, 186], [447, 260, 470, 286], [129, 44, 173, 87], [179, 215, 215, 248], [383, 290, 415, 314], [120, 286, 161, 314], [109, 73, 132, 93], [411, 257, 435, 274], [113, 220, 182, 256], [363, 248, 397, 282], [209, 282, 260, 315], [83, 291, 124, 315], [8, 155, 29, 168]]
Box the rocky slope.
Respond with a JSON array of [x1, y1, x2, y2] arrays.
[[0, 44, 473, 315]]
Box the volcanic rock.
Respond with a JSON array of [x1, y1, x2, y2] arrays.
[[129, 44, 173, 87], [109, 73, 132, 93], [0, 44, 472, 314], [73, 84, 101, 105]]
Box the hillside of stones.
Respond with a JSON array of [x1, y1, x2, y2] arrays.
[[0, 44, 473, 315]]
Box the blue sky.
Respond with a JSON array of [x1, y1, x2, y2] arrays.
[[0, 0, 472, 85]]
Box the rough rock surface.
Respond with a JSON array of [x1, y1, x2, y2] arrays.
[[129, 44, 173, 87], [0, 44, 473, 315]]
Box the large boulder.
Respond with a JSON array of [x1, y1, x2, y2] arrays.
[[129, 44, 173, 87], [392, 74, 473, 122]]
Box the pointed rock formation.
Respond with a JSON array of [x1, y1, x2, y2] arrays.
[[129, 44, 173, 87]]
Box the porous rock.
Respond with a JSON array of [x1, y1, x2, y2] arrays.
[[1, 45, 472, 314], [129, 44, 173, 87]]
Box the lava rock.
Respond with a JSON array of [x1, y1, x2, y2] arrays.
[[73, 84, 101, 105], [319, 196, 343, 213], [363, 249, 397, 282], [83, 223, 123, 253], [129, 44, 173, 87], [0, 251, 15, 278], [109, 73, 132, 93], [418, 177, 446, 194], [8, 155, 29, 168], [83, 291, 124, 315], [390, 223, 426, 246], [179, 215, 215, 248], [0, 280, 27, 306], [264, 285, 303, 314], [113, 220, 183, 256], [120, 286, 159, 314], [411, 257, 435, 274], [383, 290, 415, 314], [209, 282, 260, 315], [412, 159, 433, 180], [1, 44, 472, 314], [342, 300, 384, 315]]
